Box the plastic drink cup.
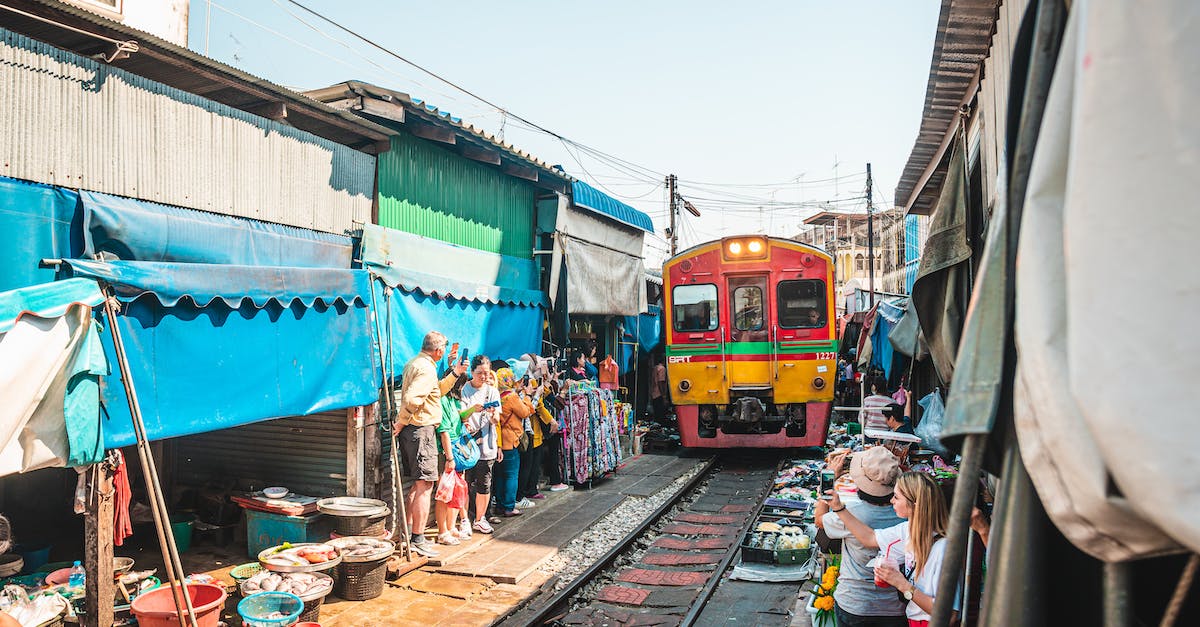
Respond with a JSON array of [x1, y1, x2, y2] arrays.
[[873, 540, 903, 588]]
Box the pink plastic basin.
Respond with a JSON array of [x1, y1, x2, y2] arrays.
[[130, 583, 227, 627]]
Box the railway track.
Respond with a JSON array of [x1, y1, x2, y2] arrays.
[[512, 451, 788, 627]]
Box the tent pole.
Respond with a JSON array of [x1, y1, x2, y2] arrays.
[[381, 287, 412, 560], [101, 294, 198, 627]]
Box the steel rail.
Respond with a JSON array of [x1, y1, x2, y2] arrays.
[[511, 456, 719, 626], [679, 457, 782, 626]]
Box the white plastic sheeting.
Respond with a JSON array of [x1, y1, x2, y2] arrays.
[[551, 193, 647, 316], [1014, 0, 1197, 560], [0, 305, 93, 477]]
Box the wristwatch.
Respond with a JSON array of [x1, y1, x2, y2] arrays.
[[902, 584, 915, 601]]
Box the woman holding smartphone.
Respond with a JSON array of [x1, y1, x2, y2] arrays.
[[826, 471, 954, 627]]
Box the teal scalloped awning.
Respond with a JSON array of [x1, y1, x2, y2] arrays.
[[361, 224, 546, 307], [571, 181, 654, 233]]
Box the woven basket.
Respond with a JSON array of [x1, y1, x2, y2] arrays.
[[332, 558, 388, 601], [297, 595, 325, 623], [331, 513, 388, 537]]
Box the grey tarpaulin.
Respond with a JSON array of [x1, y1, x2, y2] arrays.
[[909, 142, 971, 385], [1012, 0, 1191, 561]]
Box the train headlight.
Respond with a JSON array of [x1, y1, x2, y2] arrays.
[[678, 379, 692, 392], [812, 376, 826, 390], [723, 237, 768, 261]]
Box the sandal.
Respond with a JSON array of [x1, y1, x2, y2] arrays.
[[502, 509, 523, 517]]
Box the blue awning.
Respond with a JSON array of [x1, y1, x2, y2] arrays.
[[571, 181, 654, 233], [61, 260, 379, 447], [81, 190, 352, 268], [65, 259, 366, 308], [362, 224, 546, 306]]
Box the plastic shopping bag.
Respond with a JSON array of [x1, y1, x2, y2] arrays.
[[916, 390, 951, 457], [450, 472, 469, 510], [434, 470, 456, 503]]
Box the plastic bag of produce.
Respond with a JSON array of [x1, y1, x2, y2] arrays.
[[434, 471, 456, 503], [450, 472, 469, 510]]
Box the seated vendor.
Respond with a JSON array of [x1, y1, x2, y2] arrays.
[[882, 403, 915, 435]]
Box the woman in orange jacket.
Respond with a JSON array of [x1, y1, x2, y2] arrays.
[[494, 368, 535, 516]]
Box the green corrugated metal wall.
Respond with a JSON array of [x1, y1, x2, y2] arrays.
[[377, 132, 536, 258]]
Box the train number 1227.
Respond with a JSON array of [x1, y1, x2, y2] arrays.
[[815, 352, 836, 361]]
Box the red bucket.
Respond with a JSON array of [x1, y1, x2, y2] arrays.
[[131, 583, 227, 627]]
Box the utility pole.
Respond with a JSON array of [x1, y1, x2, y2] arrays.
[[866, 163, 876, 308], [667, 174, 678, 256]]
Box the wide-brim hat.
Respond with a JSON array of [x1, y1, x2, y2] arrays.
[[850, 446, 901, 498]]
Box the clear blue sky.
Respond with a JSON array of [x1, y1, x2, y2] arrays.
[[189, 0, 940, 263]]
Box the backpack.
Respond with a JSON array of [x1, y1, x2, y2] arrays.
[[451, 432, 480, 471]]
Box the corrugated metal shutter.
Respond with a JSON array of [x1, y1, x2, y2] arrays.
[[377, 133, 535, 258], [175, 410, 350, 498], [0, 26, 374, 236]]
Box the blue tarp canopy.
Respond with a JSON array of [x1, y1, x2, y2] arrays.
[[81, 190, 353, 268], [619, 305, 663, 373], [373, 283, 543, 373], [362, 224, 545, 369], [571, 181, 654, 233], [871, 298, 908, 380], [0, 176, 81, 293], [64, 260, 379, 447]]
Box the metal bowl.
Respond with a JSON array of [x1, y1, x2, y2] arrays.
[[257, 543, 341, 573], [113, 556, 135, 575]]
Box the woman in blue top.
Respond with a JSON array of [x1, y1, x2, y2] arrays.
[[435, 374, 482, 545]]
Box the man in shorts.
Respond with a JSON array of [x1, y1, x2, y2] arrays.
[[396, 331, 466, 557]]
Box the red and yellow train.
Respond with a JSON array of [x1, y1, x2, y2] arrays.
[[663, 235, 836, 448]]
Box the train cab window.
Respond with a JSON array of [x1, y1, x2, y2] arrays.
[[672, 284, 719, 332], [732, 286, 764, 331], [778, 280, 827, 328]]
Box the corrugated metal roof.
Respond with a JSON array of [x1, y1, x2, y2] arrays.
[[304, 81, 570, 191], [894, 0, 1001, 215], [570, 181, 654, 233], [2, 0, 392, 152], [0, 25, 375, 235]]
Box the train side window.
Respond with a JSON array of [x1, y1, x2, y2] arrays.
[[672, 284, 719, 332], [732, 286, 764, 331], [778, 280, 827, 328]]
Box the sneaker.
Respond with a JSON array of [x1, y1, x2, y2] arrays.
[[516, 498, 535, 509], [437, 532, 461, 546], [528, 493, 546, 500], [548, 483, 570, 492], [458, 519, 472, 538], [409, 541, 439, 558], [473, 519, 495, 534], [502, 509, 523, 517]]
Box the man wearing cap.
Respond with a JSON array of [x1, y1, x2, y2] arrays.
[[814, 447, 907, 627]]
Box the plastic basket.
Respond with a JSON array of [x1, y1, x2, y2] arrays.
[[237, 591, 304, 627], [298, 595, 324, 623], [775, 546, 812, 564], [331, 513, 388, 537], [332, 558, 388, 601], [229, 562, 264, 583], [740, 531, 775, 564]]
